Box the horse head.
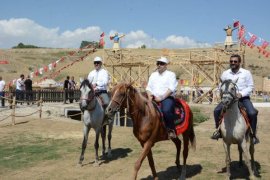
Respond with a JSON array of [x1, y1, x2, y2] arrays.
[[106, 82, 134, 116], [79, 79, 95, 111], [220, 79, 238, 109]]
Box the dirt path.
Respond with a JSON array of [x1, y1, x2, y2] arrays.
[[0, 105, 269, 180]]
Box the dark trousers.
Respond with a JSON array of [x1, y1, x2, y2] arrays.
[[214, 97, 258, 134], [25, 90, 33, 103], [0, 91, 5, 106], [15, 89, 24, 103], [161, 97, 176, 130]]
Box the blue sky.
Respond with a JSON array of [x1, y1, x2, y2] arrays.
[[0, 0, 269, 49]]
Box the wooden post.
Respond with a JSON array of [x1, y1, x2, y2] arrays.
[[12, 96, 16, 125], [39, 97, 43, 119]]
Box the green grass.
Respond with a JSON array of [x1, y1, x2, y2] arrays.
[[0, 134, 76, 170], [191, 107, 209, 124]]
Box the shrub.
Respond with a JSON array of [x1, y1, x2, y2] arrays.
[[191, 107, 209, 124]]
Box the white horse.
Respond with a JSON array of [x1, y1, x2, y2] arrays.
[[78, 79, 113, 166], [219, 79, 255, 179]]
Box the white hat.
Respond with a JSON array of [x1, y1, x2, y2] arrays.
[[157, 57, 169, 64], [93, 56, 102, 62]]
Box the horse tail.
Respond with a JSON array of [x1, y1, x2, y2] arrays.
[[189, 112, 196, 150]]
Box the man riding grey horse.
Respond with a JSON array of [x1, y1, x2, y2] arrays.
[[87, 56, 112, 125], [211, 54, 259, 144]]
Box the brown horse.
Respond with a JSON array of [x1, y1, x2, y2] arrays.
[[106, 83, 196, 180]]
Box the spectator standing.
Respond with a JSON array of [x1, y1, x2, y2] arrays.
[[16, 74, 25, 104], [69, 76, 76, 103], [24, 75, 33, 105], [0, 76, 5, 107], [63, 76, 71, 104]]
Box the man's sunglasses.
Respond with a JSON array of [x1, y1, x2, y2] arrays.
[[156, 61, 166, 66], [230, 60, 239, 64], [94, 61, 101, 65]]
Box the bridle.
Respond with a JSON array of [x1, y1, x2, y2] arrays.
[[220, 80, 239, 109], [80, 84, 96, 111], [110, 85, 137, 115]]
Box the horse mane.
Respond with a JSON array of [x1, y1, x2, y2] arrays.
[[128, 85, 156, 117], [80, 79, 94, 92]]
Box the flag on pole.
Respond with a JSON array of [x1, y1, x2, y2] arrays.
[[233, 21, 240, 28]]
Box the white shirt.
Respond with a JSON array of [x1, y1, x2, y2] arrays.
[[16, 78, 25, 91], [220, 68, 254, 97], [146, 70, 178, 97], [87, 68, 110, 91], [0, 80, 5, 92]]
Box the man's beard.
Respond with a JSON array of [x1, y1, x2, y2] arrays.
[[230, 64, 239, 71]]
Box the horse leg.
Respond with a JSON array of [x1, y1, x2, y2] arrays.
[[171, 137, 181, 169], [101, 125, 106, 157], [179, 134, 189, 180], [222, 142, 231, 179], [107, 123, 113, 158], [94, 129, 101, 166], [238, 144, 243, 167], [133, 141, 154, 180], [240, 140, 255, 179], [78, 125, 90, 166], [146, 148, 158, 180], [249, 136, 257, 175]]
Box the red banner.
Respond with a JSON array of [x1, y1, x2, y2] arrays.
[[0, 60, 8, 64]]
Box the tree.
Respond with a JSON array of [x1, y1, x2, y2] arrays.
[[140, 44, 146, 49], [80, 41, 101, 49]]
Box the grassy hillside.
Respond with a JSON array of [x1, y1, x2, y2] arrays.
[[1, 47, 270, 90]]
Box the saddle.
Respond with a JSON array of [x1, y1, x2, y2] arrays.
[[154, 98, 191, 136], [219, 103, 253, 131]]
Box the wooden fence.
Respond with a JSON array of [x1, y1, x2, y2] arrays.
[[3, 89, 81, 103]]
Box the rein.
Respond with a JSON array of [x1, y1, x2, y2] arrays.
[[110, 86, 139, 115], [220, 80, 239, 109], [80, 84, 96, 112]]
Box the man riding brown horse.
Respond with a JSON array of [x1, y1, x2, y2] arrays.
[[146, 57, 178, 139]]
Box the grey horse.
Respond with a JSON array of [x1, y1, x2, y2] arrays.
[[78, 79, 113, 166], [219, 79, 255, 179]]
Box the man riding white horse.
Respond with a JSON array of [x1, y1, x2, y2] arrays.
[[211, 54, 259, 144], [87, 56, 112, 125]]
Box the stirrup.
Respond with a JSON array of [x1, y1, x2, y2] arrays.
[[211, 130, 221, 140], [252, 136, 260, 145]]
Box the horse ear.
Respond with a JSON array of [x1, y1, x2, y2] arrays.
[[219, 78, 223, 84], [127, 81, 135, 88]]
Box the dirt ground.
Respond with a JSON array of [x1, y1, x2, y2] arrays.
[[0, 105, 269, 180]]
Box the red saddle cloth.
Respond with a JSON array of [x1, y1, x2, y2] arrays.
[[174, 98, 191, 136], [155, 98, 191, 136]]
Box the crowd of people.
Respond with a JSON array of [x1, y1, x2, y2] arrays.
[[63, 76, 77, 104]]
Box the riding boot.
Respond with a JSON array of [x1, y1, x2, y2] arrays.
[[211, 129, 222, 140], [251, 129, 260, 145]]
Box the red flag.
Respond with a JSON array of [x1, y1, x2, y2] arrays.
[[238, 25, 245, 39], [35, 70, 39, 76], [247, 34, 257, 47], [258, 41, 269, 53], [44, 66, 48, 72], [99, 37, 105, 47], [0, 60, 8, 64], [233, 21, 239, 28], [100, 32, 105, 37]]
